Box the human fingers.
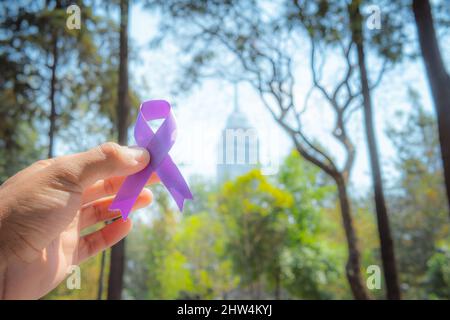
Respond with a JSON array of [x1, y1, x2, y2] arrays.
[[79, 188, 153, 230], [81, 172, 158, 205], [76, 218, 133, 264]]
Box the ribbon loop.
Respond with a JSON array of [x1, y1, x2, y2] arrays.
[[109, 100, 193, 220]]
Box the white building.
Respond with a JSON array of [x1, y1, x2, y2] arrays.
[[217, 86, 260, 183]]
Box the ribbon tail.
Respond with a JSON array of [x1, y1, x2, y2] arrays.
[[157, 156, 193, 211], [168, 186, 193, 211], [109, 164, 154, 220], [108, 197, 136, 221]]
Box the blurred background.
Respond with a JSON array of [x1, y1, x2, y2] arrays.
[[0, 0, 449, 299]]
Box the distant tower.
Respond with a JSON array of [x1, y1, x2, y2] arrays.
[[217, 84, 260, 183]]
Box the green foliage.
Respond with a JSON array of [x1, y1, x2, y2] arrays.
[[425, 247, 450, 299], [125, 189, 238, 299], [44, 250, 108, 300], [2, 1, 449, 301], [285, 0, 408, 61], [218, 170, 293, 297], [124, 187, 178, 299], [160, 250, 194, 299], [277, 151, 348, 299], [183, 175, 218, 215], [123, 164, 344, 300], [169, 212, 238, 299], [0, 121, 45, 183], [278, 150, 335, 243], [387, 90, 450, 299], [280, 245, 341, 299], [147, 211, 239, 299]]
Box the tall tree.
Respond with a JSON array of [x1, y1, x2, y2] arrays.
[[1, 0, 103, 158], [0, 14, 43, 182], [412, 0, 450, 216], [347, 0, 401, 299], [107, 0, 130, 300], [387, 89, 449, 298], [91, 4, 141, 299], [150, 0, 370, 299], [47, 0, 61, 158], [291, 0, 406, 299], [217, 170, 293, 299], [277, 151, 343, 299]]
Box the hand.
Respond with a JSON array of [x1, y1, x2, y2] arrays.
[[0, 142, 158, 299]]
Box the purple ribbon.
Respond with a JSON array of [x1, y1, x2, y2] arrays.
[[109, 100, 193, 220]]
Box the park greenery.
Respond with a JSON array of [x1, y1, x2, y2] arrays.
[[1, 0, 449, 299]]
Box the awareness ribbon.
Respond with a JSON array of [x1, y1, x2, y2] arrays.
[[109, 100, 193, 220]]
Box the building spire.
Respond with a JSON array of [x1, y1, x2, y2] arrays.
[[233, 83, 240, 112]]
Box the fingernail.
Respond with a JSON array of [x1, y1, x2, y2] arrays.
[[124, 146, 150, 164]]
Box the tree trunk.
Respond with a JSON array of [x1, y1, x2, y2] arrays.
[[274, 266, 281, 300], [97, 250, 106, 300], [348, 1, 401, 300], [292, 137, 369, 299], [413, 0, 450, 216], [335, 175, 370, 300], [48, 28, 58, 158], [107, 0, 130, 300]]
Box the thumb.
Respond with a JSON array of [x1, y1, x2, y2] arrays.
[[57, 142, 150, 189]]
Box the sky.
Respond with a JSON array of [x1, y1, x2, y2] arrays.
[[127, 2, 440, 197]]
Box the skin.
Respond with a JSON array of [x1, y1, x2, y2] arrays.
[[0, 142, 158, 299]]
